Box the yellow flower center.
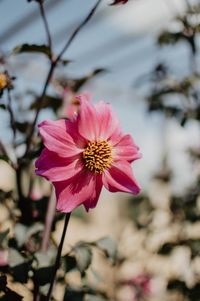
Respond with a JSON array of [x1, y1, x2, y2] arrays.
[[83, 140, 113, 174], [0, 73, 7, 90]]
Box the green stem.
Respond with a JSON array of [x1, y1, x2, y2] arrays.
[[24, 0, 102, 158], [46, 213, 71, 301]]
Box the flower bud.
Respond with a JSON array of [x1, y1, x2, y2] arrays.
[[0, 73, 8, 90]]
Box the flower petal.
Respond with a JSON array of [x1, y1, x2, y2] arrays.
[[103, 161, 141, 194], [114, 134, 142, 162], [38, 119, 83, 158], [35, 148, 83, 182], [53, 171, 99, 213], [65, 118, 86, 148], [83, 174, 103, 211], [77, 94, 98, 141], [95, 101, 121, 141]]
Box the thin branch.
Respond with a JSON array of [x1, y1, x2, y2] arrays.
[[23, 0, 102, 157], [16, 166, 23, 200], [0, 140, 7, 157], [7, 90, 16, 139], [41, 190, 56, 251], [0, 140, 16, 169], [46, 213, 71, 301], [38, 0, 52, 52], [24, 61, 55, 156], [56, 0, 102, 62]]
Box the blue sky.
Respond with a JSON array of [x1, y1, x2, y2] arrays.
[[0, 0, 198, 192]]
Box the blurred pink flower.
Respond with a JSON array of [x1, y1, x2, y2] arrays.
[[110, 0, 129, 5], [0, 250, 8, 266], [35, 93, 141, 213], [62, 88, 91, 119], [121, 274, 152, 301], [131, 274, 152, 295]]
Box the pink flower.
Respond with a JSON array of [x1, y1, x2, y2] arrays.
[[120, 274, 152, 301], [62, 88, 91, 119], [131, 274, 152, 295], [0, 250, 8, 266], [110, 0, 129, 5], [35, 93, 141, 213]]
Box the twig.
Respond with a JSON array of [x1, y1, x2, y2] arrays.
[[0, 139, 16, 170], [38, 0, 52, 52], [24, 0, 102, 157], [24, 62, 55, 156], [41, 190, 56, 251], [56, 0, 102, 62], [46, 213, 71, 301], [7, 89, 16, 139], [16, 166, 23, 200]]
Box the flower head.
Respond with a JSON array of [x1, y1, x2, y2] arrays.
[[35, 93, 141, 213], [120, 274, 152, 301], [0, 73, 8, 90]]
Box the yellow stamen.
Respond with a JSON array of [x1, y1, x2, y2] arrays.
[[83, 140, 113, 174]]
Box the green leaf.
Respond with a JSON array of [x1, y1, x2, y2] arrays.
[[0, 290, 23, 301], [34, 266, 54, 286], [0, 155, 9, 163], [34, 249, 56, 268], [0, 104, 6, 110], [167, 279, 188, 294], [62, 255, 77, 273], [11, 262, 30, 283], [9, 249, 30, 283], [158, 31, 182, 46], [26, 223, 44, 242], [85, 295, 109, 301], [158, 242, 175, 255], [60, 59, 72, 66], [0, 275, 7, 291], [74, 244, 92, 275], [73, 68, 107, 91], [14, 223, 44, 248], [13, 44, 52, 58], [188, 239, 200, 257], [30, 95, 62, 112], [64, 288, 84, 301], [15, 121, 30, 134], [14, 224, 28, 247], [9, 249, 24, 267], [0, 229, 9, 248], [188, 283, 200, 301], [63, 286, 110, 301], [94, 237, 117, 263], [0, 190, 12, 202], [0, 275, 23, 300]]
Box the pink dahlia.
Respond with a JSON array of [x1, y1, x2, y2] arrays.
[[35, 93, 141, 213]]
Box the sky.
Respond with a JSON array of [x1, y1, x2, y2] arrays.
[[0, 0, 186, 86], [0, 0, 199, 192]]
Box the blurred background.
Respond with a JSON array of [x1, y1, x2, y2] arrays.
[[0, 0, 200, 300]]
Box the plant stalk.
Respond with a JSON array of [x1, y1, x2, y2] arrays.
[[46, 213, 71, 301]]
